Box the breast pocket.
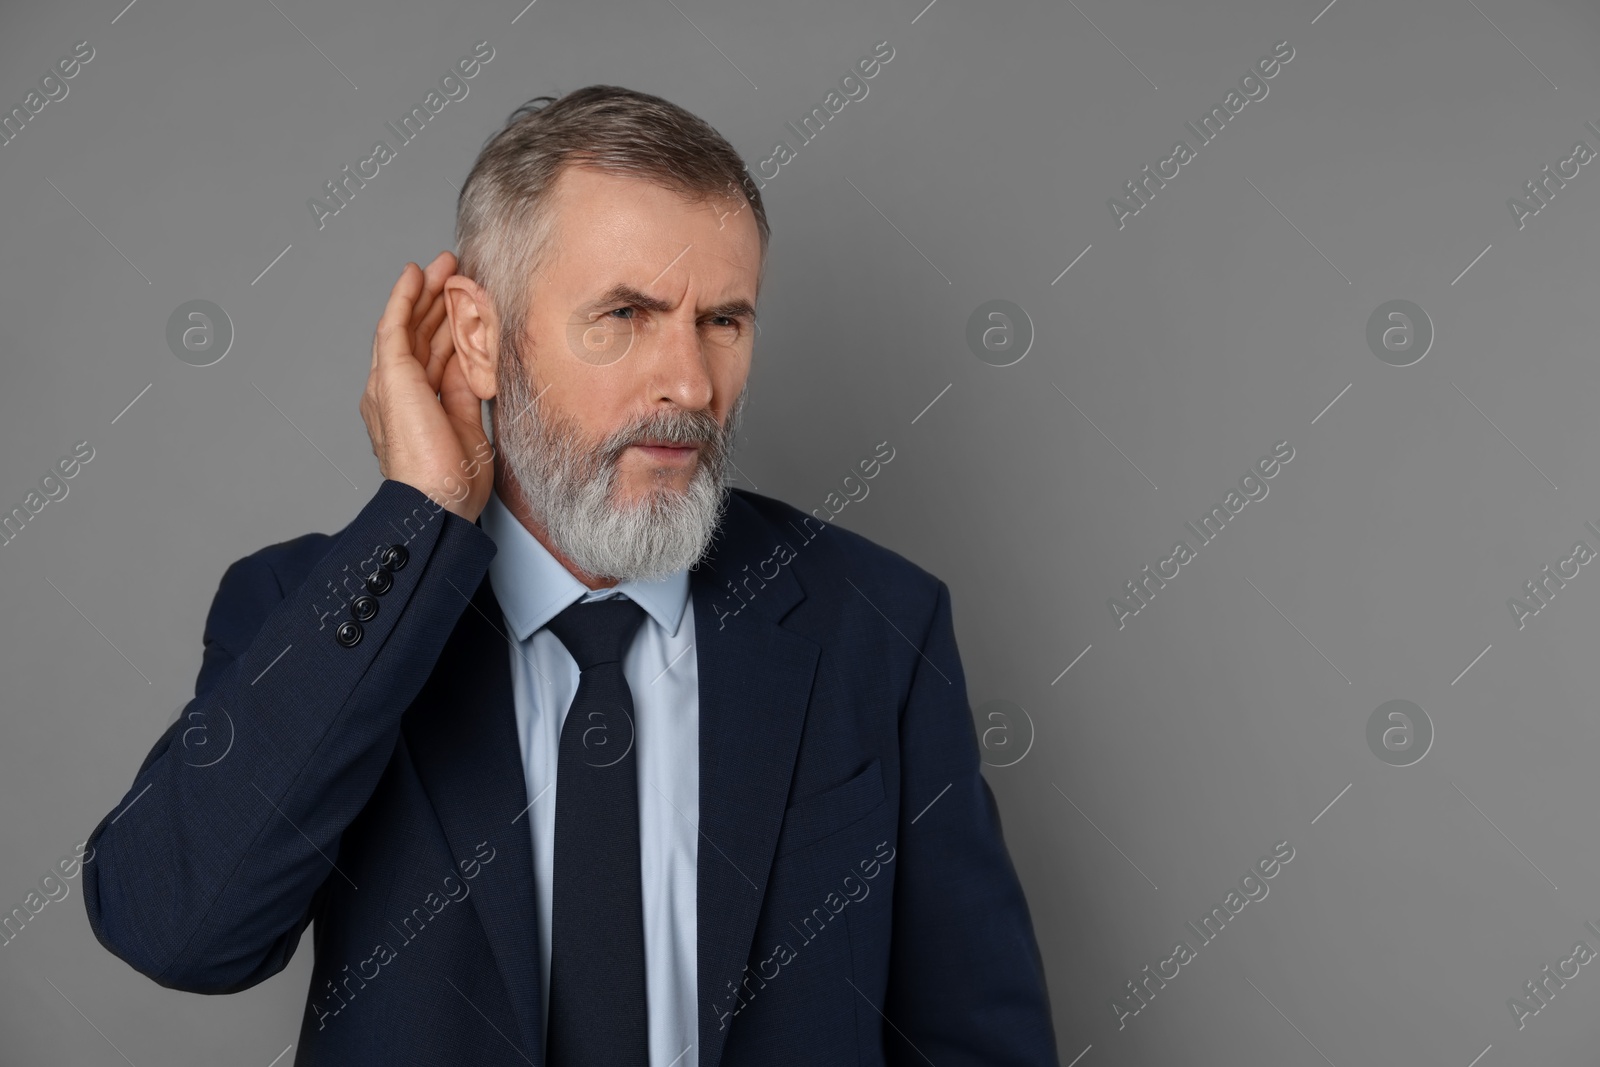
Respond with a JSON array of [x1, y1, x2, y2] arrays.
[[775, 756, 886, 859]]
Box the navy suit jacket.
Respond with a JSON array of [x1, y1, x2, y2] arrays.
[[83, 479, 1058, 1066]]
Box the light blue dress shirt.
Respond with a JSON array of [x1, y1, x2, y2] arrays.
[[480, 489, 700, 1067]]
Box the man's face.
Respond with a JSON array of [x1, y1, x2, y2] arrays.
[[488, 164, 763, 580]]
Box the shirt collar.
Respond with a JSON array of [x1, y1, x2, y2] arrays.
[[480, 487, 692, 642]]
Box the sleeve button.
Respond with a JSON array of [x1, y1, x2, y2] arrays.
[[335, 620, 363, 647], [351, 595, 379, 622], [364, 567, 394, 596], [379, 544, 409, 571]]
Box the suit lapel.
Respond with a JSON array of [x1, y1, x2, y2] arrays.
[[692, 494, 819, 1067], [405, 571, 546, 1065]]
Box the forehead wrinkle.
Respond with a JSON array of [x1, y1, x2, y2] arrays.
[[589, 238, 757, 316], [671, 242, 761, 316]]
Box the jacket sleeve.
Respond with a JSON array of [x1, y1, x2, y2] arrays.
[[882, 579, 1060, 1066], [81, 479, 497, 994]]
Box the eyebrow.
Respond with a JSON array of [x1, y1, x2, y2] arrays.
[[585, 283, 756, 322]]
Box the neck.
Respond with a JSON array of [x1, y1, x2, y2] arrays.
[[492, 456, 619, 591]]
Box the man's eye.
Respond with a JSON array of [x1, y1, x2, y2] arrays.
[[609, 306, 635, 320]]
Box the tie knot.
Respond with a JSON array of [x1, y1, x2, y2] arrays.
[[545, 596, 648, 671]]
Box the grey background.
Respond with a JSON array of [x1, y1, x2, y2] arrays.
[[2, 0, 1597, 1062]]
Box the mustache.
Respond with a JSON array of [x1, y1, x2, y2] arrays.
[[592, 408, 731, 466]]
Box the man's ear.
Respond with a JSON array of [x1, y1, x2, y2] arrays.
[[443, 274, 499, 401]]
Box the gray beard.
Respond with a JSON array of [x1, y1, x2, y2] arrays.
[[491, 347, 747, 583]]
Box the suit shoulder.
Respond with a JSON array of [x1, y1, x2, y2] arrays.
[[726, 487, 943, 602], [200, 528, 336, 654], [225, 528, 338, 597]]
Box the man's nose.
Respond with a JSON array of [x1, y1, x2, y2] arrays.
[[645, 317, 715, 411]]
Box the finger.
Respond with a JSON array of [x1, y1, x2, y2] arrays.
[[427, 302, 455, 364], [418, 283, 451, 353], [373, 269, 410, 375], [408, 263, 455, 372], [427, 248, 456, 276], [421, 299, 455, 392], [412, 252, 454, 329], [412, 270, 453, 386], [377, 263, 422, 356], [375, 263, 425, 373]]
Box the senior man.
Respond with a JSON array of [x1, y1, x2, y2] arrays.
[[84, 84, 1058, 1067]]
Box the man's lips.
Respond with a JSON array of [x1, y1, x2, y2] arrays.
[[630, 441, 701, 463]]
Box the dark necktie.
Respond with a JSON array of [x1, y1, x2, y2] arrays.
[[544, 595, 651, 1067]]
